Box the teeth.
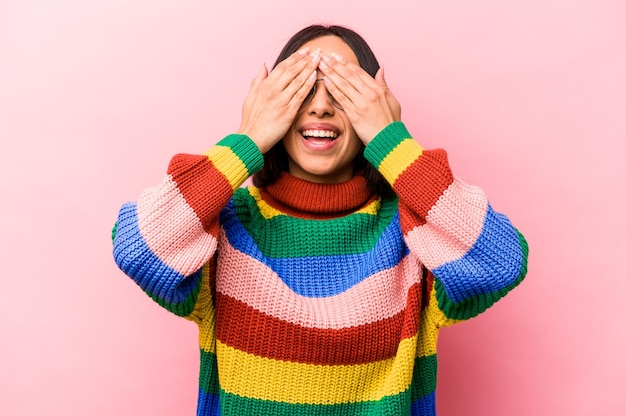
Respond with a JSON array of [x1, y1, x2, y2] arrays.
[[302, 129, 337, 138]]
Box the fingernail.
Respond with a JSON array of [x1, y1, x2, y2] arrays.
[[332, 53, 343, 61], [298, 47, 310, 55], [319, 59, 328, 69], [321, 55, 331, 62]]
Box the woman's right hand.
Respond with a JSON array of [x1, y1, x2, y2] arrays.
[[237, 48, 321, 154]]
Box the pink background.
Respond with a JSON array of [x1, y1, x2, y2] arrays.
[[1, 0, 624, 414]]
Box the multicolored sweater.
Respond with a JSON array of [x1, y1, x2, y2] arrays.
[[112, 122, 528, 416]]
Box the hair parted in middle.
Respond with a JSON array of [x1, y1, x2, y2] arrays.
[[252, 24, 395, 199]]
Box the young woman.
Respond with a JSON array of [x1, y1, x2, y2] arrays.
[[112, 25, 528, 416]]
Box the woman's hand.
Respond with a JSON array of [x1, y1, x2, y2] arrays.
[[238, 48, 321, 153], [319, 54, 401, 144]]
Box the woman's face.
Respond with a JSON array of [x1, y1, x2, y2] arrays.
[[281, 36, 362, 184]]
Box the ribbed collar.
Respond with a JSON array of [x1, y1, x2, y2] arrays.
[[260, 172, 375, 218]]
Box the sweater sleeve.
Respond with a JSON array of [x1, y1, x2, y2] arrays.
[[112, 134, 264, 320], [364, 122, 528, 325]]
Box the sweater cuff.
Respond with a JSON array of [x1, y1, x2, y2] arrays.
[[204, 134, 264, 189], [363, 122, 413, 168], [215, 134, 264, 174], [364, 122, 425, 187]]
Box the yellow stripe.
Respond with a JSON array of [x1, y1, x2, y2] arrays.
[[216, 335, 417, 404], [199, 316, 217, 354], [249, 187, 283, 219], [204, 145, 248, 190], [249, 187, 382, 220], [424, 285, 461, 329], [355, 196, 381, 215], [378, 139, 423, 186], [194, 263, 217, 353], [416, 313, 438, 358]]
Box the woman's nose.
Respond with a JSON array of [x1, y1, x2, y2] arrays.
[[307, 81, 335, 116]]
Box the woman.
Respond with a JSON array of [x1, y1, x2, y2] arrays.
[[113, 25, 528, 416]]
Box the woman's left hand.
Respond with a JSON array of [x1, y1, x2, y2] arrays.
[[319, 54, 401, 144]]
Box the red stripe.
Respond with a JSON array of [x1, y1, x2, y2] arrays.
[[215, 284, 422, 365], [421, 267, 435, 310], [399, 205, 427, 234], [167, 154, 232, 234], [394, 149, 454, 234]]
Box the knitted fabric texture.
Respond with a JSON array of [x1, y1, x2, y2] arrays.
[[113, 122, 528, 416]]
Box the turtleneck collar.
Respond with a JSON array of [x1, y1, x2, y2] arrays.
[[259, 172, 376, 218]]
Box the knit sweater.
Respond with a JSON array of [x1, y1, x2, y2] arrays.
[[112, 122, 528, 416]]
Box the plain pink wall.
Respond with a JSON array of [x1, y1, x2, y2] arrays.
[[1, 0, 624, 414]]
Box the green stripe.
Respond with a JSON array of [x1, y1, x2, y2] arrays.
[[199, 349, 220, 396], [435, 229, 529, 321], [218, 388, 411, 416], [217, 134, 264, 175], [199, 350, 436, 414], [232, 189, 399, 257], [412, 354, 438, 401], [147, 274, 202, 317], [364, 122, 411, 168]]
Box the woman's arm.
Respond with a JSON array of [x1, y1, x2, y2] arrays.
[[365, 122, 529, 324], [112, 135, 263, 319]]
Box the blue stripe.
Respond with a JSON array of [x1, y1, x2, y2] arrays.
[[411, 391, 436, 416], [113, 202, 200, 304], [432, 204, 524, 304], [221, 208, 409, 297], [197, 388, 220, 416]]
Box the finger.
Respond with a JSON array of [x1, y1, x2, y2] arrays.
[[318, 57, 366, 110], [321, 73, 354, 112], [242, 64, 268, 112], [268, 48, 318, 90], [376, 66, 396, 96], [275, 47, 311, 70], [375, 66, 401, 120], [287, 69, 318, 108], [330, 53, 380, 92], [320, 54, 380, 103], [276, 51, 320, 106], [259, 63, 269, 80], [286, 49, 321, 90], [249, 64, 268, 90], [349, 65, 384, 97]]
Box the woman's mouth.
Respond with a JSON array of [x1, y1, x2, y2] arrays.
[[300, 129, 340, 150], [301, 129, 338, 139]]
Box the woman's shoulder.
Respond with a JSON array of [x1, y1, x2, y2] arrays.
[[232, 184, 260, 206], [219, 184, 261, 224]]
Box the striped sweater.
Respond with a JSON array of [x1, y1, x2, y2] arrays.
[[112, 122, 528, 416]]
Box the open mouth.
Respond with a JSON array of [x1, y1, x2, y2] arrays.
[[300, 129, 339, 141]]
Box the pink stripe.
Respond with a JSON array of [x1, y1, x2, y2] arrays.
[[137, 175, 218, 276], [404, 177, 488, 270], [216, 233, 423, 329]]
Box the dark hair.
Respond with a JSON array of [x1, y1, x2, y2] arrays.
[[252, 25, 395, 198]]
